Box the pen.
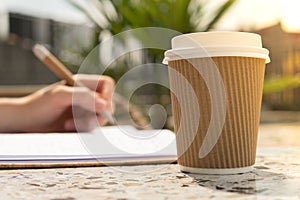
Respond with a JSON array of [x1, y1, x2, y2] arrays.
[[32, 44, 115, 125]]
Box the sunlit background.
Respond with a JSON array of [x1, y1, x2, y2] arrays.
[[1, 0, 300, 129]]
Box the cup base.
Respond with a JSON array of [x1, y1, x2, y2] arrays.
[[180, 165, 253, 175]]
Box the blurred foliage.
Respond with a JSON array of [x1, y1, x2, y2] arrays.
[[263, 75, 300, 95], [68, 0, 237, 77], [71, 0, 236, 34], [68, 0, 237, 128]]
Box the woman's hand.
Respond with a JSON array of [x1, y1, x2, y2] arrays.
[[0, 74, 115, 133]]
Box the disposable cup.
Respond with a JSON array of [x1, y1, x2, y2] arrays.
[[164, 31, 270, 174]]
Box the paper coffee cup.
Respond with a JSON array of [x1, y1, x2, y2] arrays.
[[164, 32, 270, 174]]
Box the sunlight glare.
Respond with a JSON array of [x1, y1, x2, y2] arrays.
[[281, 0, 300, 32]]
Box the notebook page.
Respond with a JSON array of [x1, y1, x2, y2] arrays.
[[0, 126, 177, 162]]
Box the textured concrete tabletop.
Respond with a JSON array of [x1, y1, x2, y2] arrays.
[[1, 123, 300, 200]]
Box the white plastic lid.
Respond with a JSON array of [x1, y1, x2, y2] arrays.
[[163, 31, 270, 64]]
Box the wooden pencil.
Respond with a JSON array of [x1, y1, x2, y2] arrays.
[[32, 44, 115, 124]]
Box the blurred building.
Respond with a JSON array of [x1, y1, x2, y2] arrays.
[[0, 1, 96, 97], [257, 23, 300, 110]]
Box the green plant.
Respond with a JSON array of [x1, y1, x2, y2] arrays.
[[68, 0, 237, 128], [70, 0, 236, 36], [263, 75, 300, 95], [68, 0, 237, 79]]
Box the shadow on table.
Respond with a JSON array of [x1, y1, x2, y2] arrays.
[[185, 165, 300, 198]]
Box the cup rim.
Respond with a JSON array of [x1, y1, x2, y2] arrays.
[[163, 45, 270, 64]]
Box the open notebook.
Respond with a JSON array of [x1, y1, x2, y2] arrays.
[[0, 126, 177, 168]]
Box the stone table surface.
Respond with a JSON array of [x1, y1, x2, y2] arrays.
[[1, 123, 300, 200]]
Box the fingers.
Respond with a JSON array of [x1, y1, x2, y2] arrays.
[[51, 74, 115, 132], [98, 76, 115, 100], [74, 74, 100, 91], [74, 74, 115, 114], [73, 87, 107, 114], [51, 84, 107, 113], [74, 74, 115, 100]]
